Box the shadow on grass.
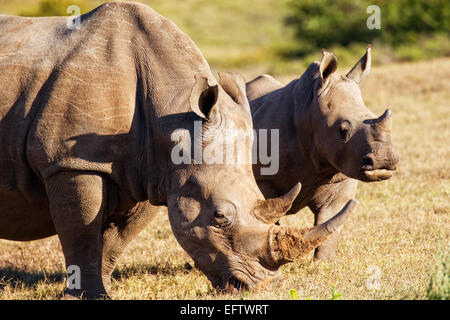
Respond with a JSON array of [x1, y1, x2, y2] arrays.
[[0, 262, 193, 289], [0, 266, 64, 289], [112, 262, 193, 280]]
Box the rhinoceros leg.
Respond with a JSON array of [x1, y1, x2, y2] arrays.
[[45, 171, 108, 299], [309, 178, 358, 261], [101, 202, 165, 292]]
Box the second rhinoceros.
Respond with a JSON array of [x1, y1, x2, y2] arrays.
[[248, 47, 399, 260]]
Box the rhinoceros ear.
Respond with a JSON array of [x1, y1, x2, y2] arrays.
[[346, 45, 371, 84], [218, 72, 249, 108], [189, 75, 220, 121], [319, 49, 338, 85]]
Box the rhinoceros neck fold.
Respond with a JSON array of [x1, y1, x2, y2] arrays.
[[125, 3, 218, 205]]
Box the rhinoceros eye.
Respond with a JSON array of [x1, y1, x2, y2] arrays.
[[213, 201, 236, 228], [339, 121, 351, 141], [214, 210, 230, 227], [214, 210, 225, 218]]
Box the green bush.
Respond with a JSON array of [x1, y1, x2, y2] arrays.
[[286, 0, 450, 55], [286, 0, 378, 49]]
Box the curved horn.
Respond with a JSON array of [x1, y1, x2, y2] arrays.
[[346, 45, 371, 84], [268, 199, 358, 267], [253, 183, 301, 224], [374, 109, 392, 131]]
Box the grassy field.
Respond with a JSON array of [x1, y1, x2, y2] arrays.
[[0, 0, 449, 300], [0, 56, 448, 300]]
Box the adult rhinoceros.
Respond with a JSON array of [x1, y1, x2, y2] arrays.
[[0, 2, 357, 298], [247, 47, 399, 261]]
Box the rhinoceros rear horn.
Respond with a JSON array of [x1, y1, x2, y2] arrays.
[[346, 45, 371, 84], [253, 183, 301, 224], [268, 199, 358, 267], [190, 75, 220, 121]]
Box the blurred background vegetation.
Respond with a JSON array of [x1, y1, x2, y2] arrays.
[[0, 0, 449, 75]]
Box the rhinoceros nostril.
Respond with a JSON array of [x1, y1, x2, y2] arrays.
[[361, 156, 374, 170]]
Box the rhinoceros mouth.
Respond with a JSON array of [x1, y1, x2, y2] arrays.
[[221, 276, 249, 293], [218, 268, 279, 294], [362, 168, 395, 181]]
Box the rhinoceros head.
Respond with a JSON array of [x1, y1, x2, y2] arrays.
[[167, 73, 357, 291], [310, 47, 399, 182]]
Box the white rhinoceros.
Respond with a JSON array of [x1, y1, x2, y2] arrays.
[[247, 47, 398, 260], [0, 2, 356, 298]]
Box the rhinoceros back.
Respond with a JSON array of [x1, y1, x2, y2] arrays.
[[0, 2, 212, 239]]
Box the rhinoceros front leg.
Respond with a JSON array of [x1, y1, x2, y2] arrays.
[[309, 178, 358, 261], [45, 171, 108, 299], [101, 202, 165, 292]]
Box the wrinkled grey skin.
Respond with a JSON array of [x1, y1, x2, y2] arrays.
[[0, 2, 355, 298], [248, 48, 399, 260]]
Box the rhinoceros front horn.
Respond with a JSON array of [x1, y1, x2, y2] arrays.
[[374, 109, 392, 132], [253, 183, 301, 224], [267, 199, 358, 267]]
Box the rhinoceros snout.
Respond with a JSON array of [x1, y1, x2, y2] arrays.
[[360, 149, 399, 181], [361, 146, 399, 170]]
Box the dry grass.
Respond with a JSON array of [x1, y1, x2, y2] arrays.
[[0, 58, 449, 300]]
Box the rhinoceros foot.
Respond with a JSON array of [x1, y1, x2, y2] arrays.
[[60, 289, 111, 300], [314, 248, 339, 262]]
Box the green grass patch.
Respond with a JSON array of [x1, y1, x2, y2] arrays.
[[427, 244, 450, 300]]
